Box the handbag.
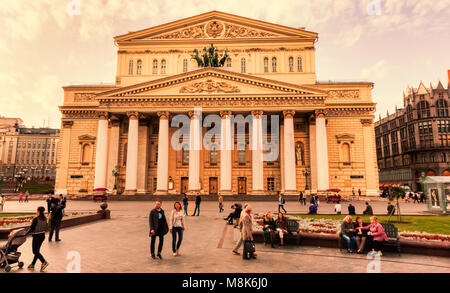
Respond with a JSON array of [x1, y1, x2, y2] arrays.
[[244, 240, 255, 253]]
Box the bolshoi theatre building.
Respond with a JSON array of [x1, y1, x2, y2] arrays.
[[55, 11, 379, 197]]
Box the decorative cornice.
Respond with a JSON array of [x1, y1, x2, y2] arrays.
[[328, 90, 360, 100], [179, 79, 240, 94], [361, 119, 374, 126]]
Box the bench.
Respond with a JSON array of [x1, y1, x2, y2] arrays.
[[264, 219, 300, 247]]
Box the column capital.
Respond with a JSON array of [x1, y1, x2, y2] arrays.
[[251, 110, 263, 118], [361, 118, 373, 126], [220, 110, 232, 118], [97, 111, 109, 120], [157, 111, 170, 120], [126, 111, 140, 120], [188, 111, 201, 119], [62, 120, 73, 128], [315, 109, 327, 118], [283, 110, 296, 119]]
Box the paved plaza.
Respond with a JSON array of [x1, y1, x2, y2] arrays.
[[1, 200, 449, 273]]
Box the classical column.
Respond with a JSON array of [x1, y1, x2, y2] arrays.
[[94, 112, 109, 190], [251, 110, 264, 194], [55, 120, 73, 195], [188, 111, 201, 193], [361, 119, 379, 196], [124, 112, 139, 194], [308, 115, 318, 193], [136, 120, 149, 194], [106, 119, 120, 193], [155, 112, 169, 195], [220, 111, 232, 195], [283, 110, 297, 194], [315, 110, 330, 191]]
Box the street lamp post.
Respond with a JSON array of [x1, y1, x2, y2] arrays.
[[302, 169, 310, 191], [112, 167, 120, 190]]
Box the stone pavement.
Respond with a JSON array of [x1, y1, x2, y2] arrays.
[[1, 200, 449, 273]]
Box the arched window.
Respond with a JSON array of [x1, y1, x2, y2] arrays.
[[342, 143, 351, 163], [136, 60, 142, 75], [182, 144, 189, 165], [288, 57, 294, 72], [263, 57, 269, 72], [241, 58, 246, 73], [210, 146, 218, 165], [297, 57, 303, 72], [81, 144, 91, 164], [152, 60, 158, 74], [436, 99, 448, 117], [128, 60, 134, 75], [271, 57, 277, 72], [417, 101, 430, 119], [183, 59, 188, 73], [161, 59, 166, 74], [226, 58, 232, 68], [441, 153, 447, 163]]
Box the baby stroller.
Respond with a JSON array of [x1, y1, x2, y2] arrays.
[[0, 228, 27, 272]]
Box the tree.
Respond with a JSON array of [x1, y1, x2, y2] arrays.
[[192, 44, 228, 68], [388, 186, 406, 222]]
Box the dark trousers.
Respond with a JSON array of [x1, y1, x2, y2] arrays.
[[31, 233, 46, 265], [49, 220, 61, 241], [183, 204, 188, 216], [171, 227, 183, 253], [278, 204, 286, 213], [150, 234, 164, 255], [372, 240, 383, 252], [192, 204, 200, 216], [264, 229, 275, 247]]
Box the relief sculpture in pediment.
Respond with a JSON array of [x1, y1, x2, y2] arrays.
[[179, 79, 240, 93]]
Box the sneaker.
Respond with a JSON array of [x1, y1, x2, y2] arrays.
[[27, 264, 35, 270], [40, 262, 48, 272], [173, 252, 177, 256]]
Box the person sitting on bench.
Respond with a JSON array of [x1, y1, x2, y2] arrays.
[[224, 203, 242, 225]]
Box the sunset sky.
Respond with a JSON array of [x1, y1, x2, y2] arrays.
[[0, 0, 449, 128]]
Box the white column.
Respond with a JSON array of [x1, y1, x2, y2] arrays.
[[315, 111, 330, 191], [283, 110, 297, 194], [251, 110, 264, 194], [125, 112, 139, 194], [188, 111, 201, 193], [361, 119, 379, 196], [106, 119, 120, 192], [220, 111, 232, 195], [155, 112, 169, 195], [55, 121, 73, 195], [136, 122, 149, 194], [94, 113, 109, 190]]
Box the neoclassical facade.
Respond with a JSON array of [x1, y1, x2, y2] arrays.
[[55, 11, 379, 197]]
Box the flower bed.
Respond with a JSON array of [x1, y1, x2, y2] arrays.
[[252, 214, 450, 243], [0, 212, 96, 229]]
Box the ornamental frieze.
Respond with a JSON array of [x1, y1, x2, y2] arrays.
[[328, 90, 360, 100], [223, 23, 276, 38], [74, 93, 97, 102], [179, 79, 240, 93], [152, 24, 206, 39]]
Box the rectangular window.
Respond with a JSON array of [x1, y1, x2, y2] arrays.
[[267, 177, 275, 191]]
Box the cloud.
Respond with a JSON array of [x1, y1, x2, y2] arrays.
[[361, 60, 389, 80]]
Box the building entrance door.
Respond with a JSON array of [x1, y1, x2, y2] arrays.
[[209, 177, 218, 195], [181, 177, 189, 194], [238, 177, 247, 195]]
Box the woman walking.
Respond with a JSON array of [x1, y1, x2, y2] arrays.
[[241, 204, 256, 260], [218, 194, 224, 213], [360, 216, 388, 256], [26, 206, 49, 272], [169, 202, 186, 256]]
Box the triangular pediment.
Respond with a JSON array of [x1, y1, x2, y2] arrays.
[[417, 82, 429, 95], [97, 67, 327, 98], [115, 11, 317, 42]]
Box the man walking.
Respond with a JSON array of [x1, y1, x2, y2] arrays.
[[192, 192, 201, 216], [232, 203, 248, 256], [182, 194, 188, 216], [278, 193, 287, 213], [149, 201, 169, 259], [49, 199, 63, 242], [299, 191, 306, 206]]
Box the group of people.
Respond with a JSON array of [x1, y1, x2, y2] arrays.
[[22, 193, 66, 272], [181, 193, 202, 216], [262, 212, 289, 248], [340, 215, 388, 256], [148, 200, 186, 259], [18, 191, 30, 203]]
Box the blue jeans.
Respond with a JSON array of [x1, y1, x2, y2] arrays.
[[341, 234, 356, 251], [183, 204, 188, 216], [172, 227, 184, 253], [192, 204, 200, 216]]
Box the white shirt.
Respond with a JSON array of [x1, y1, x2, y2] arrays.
[[170, 210, 185, 229], [334, 204, 342, 213]]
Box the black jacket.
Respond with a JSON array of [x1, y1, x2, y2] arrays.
[[195, 195, 201, 204], [149, 208, 169, 236], [51, 205, 63, 222]]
